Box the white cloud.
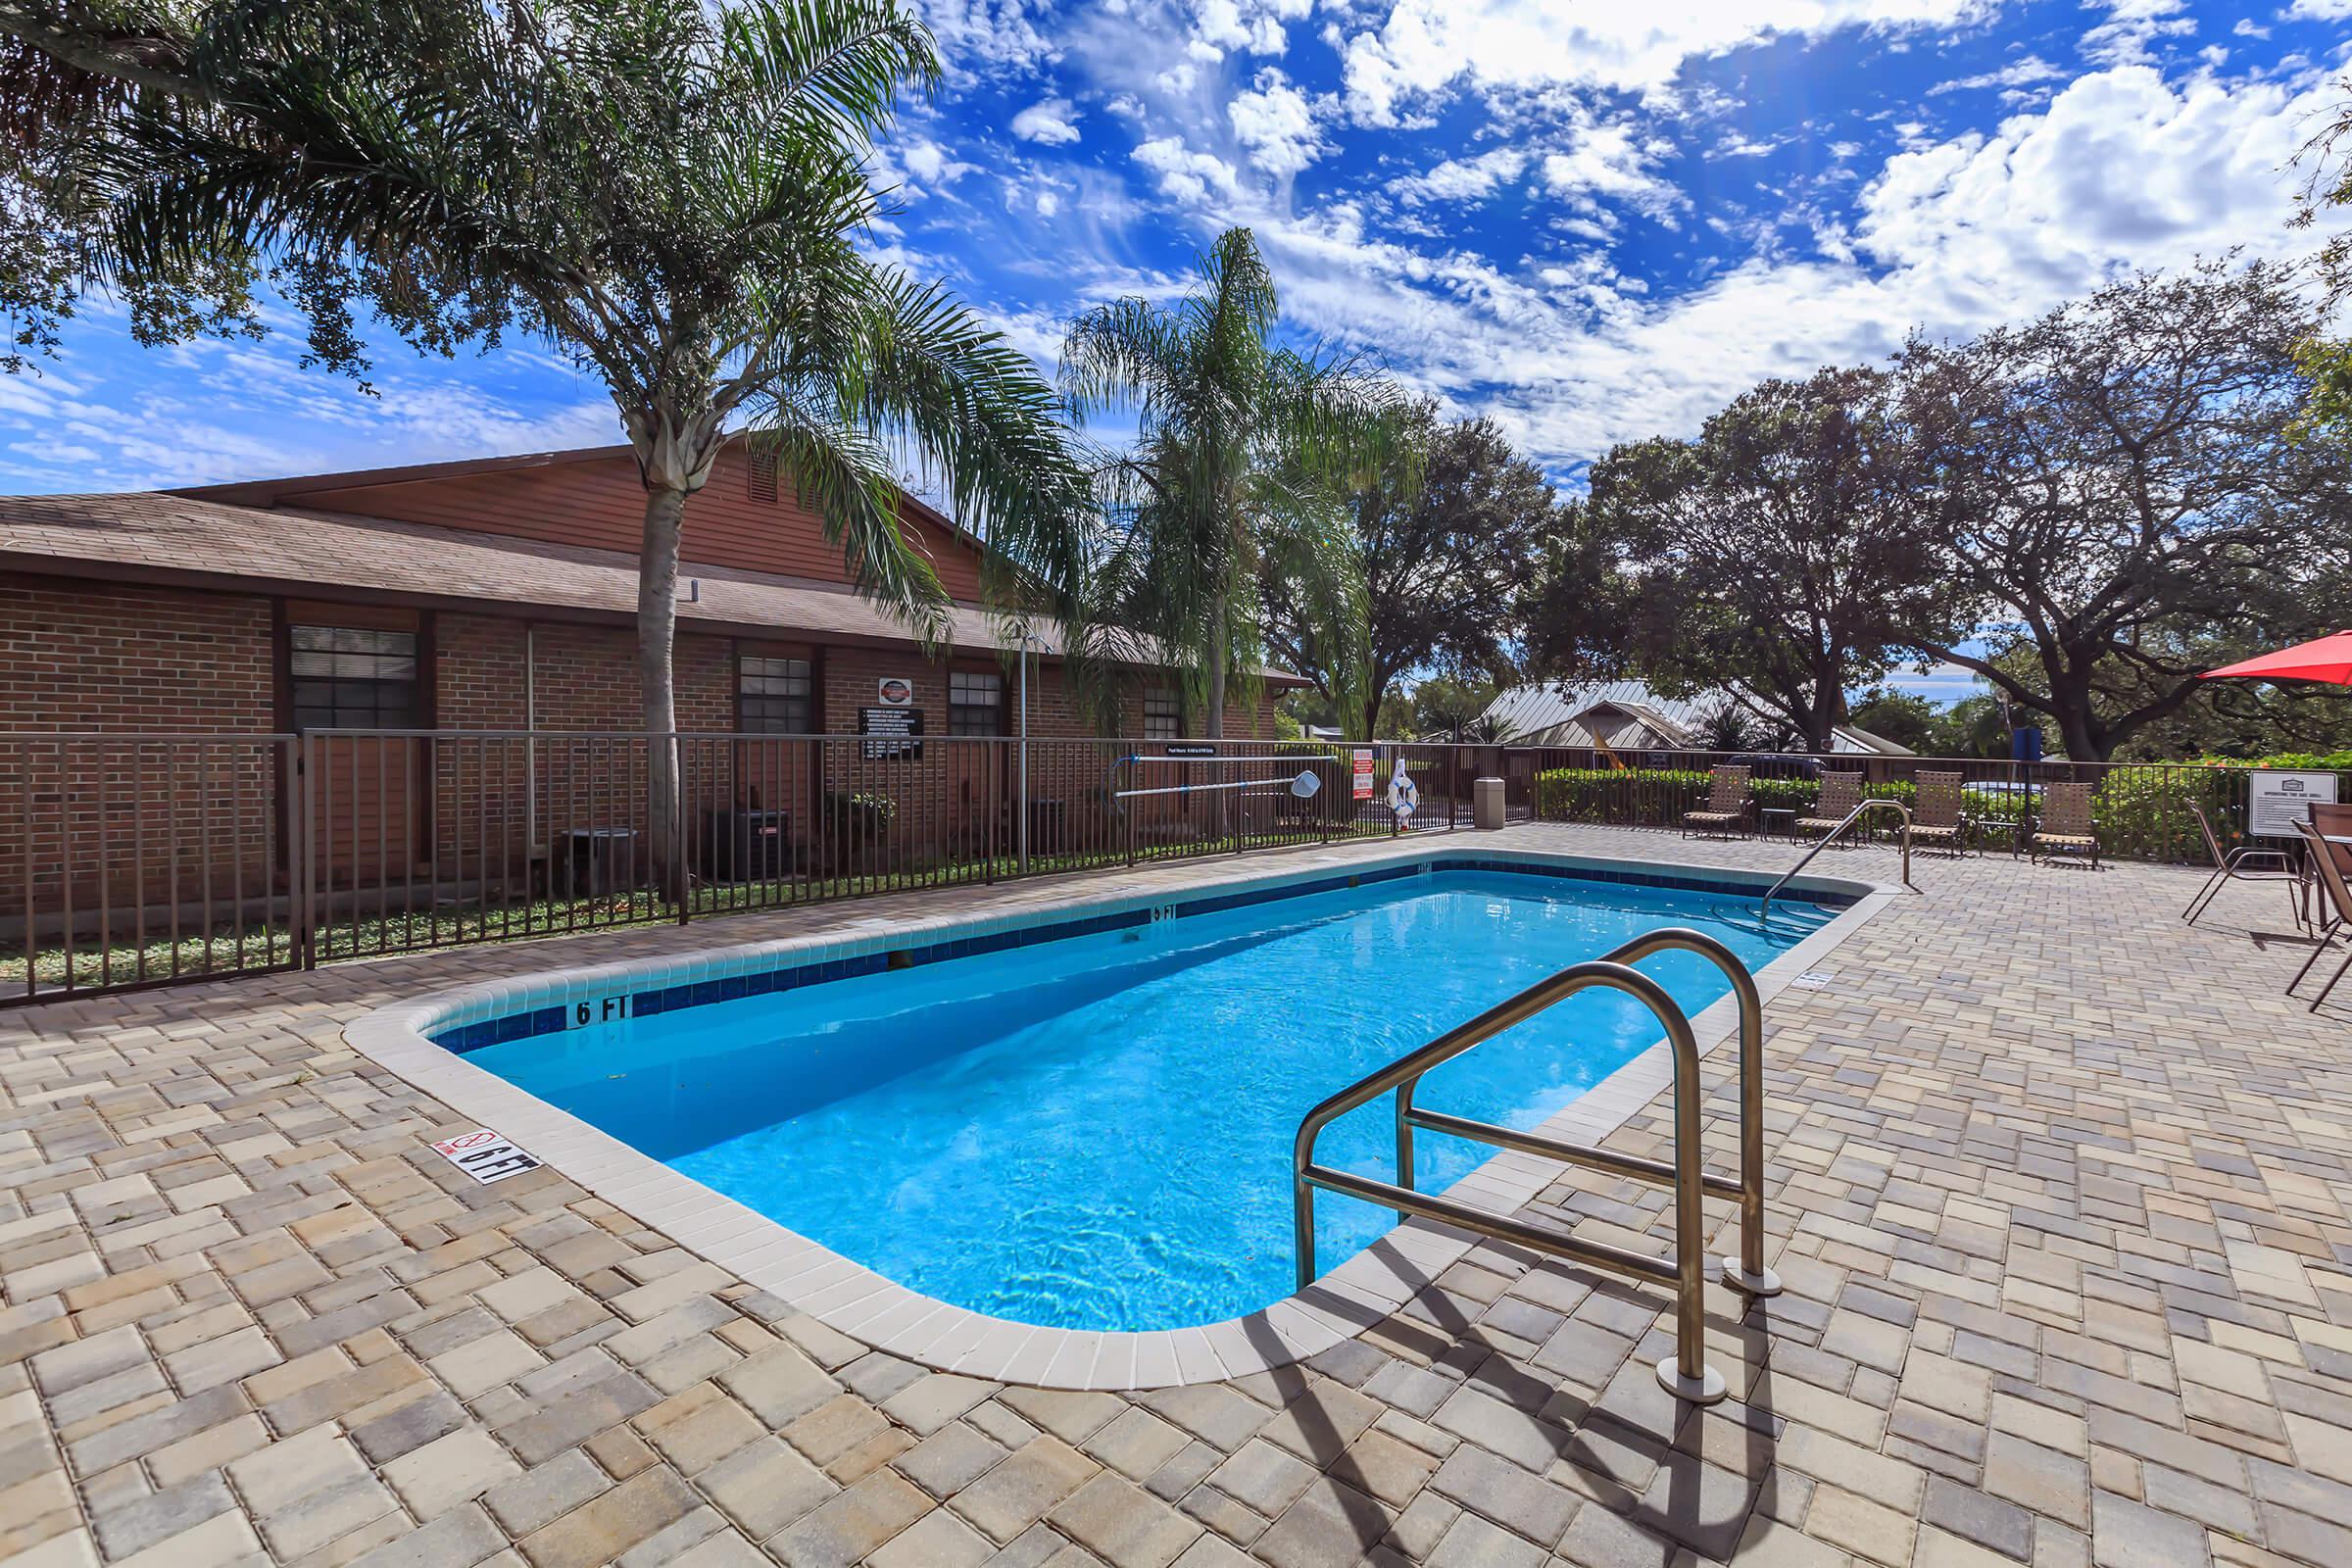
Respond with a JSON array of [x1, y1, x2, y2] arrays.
[[1227, 68, 1327, 178], [884, 137, 983, 199], [1190, 0, 1312, 59], [1011, 97, 1083, 144], [2285, 0, 2352, 20], [1248, 63, 2329, 465], [1928, 54, 2068, 95], [1337, 0, 1993, 125], [0, 319, 618, 492], [1132, 135, 1242, 204], [2079, 0, 2195, 69], [909, 0, 1059, 77], [1852, 64, 2312, 291], [1538, 122, 1681, 219], [1389, 147, 1528, 206]]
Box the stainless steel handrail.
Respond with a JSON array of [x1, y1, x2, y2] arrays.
[[1292, 942, 1751, 1405], [1393, 927, 1781, 1298], [1760, 798, 1913, 915]]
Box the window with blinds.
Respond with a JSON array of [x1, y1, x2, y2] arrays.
[[949, 670, 1004, 736], [1144, 688, 1182, 740], [289, 625, 419, 731], [740, 656, 814, 733]]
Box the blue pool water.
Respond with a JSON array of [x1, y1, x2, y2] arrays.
[[460, 867, 1830, 1332]]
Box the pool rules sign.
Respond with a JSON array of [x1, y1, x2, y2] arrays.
[[1351, 748, 1375, 800], [429, 1128, 543, 1185]]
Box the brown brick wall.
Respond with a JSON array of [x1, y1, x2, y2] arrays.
[[1, 575, 282, 924], [2, 574, 1291, 926], [0, 572, 274, 732]]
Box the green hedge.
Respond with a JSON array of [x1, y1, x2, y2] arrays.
[[1531, 767, 1959, 827], [1531, 757, 2348, 864]]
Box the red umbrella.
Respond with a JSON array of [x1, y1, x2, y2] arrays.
[[2201, 630, 2352, 686]]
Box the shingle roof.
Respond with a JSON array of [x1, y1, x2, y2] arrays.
[[0, 488, 1062, 659], [1483, 680, 1913, 756]]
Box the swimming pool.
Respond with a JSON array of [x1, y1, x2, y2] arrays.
[[441, 860, 1837, 1334]]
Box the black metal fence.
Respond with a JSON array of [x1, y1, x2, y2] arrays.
[[6, 730, 2330, 1006], [4, 731, 1477, 1005]]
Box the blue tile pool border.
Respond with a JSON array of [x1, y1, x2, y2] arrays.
[[429, 855, 1853, 1054]]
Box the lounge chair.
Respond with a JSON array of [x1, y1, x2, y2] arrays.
[[2030, 781, 2101, 869], [1681, 764, 1752, 839], [2288, 820, 2352, 1010], [1911, 770, 1969, 858], [1793, 770, 1863, 843], [2182, 799, 2305, 930]]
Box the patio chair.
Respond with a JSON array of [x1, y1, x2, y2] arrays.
[[2181, 799, 2307, 930], [1681, 764, 1752, 839], [2312, 802, 2352, 879], [1910, 770, 1970, 858], [1793, 771, 1863, 844], [2288, 820, 2352, 1011], [2030, 781, 2101, 869]]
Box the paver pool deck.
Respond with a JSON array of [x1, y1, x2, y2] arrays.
[[1, 821, 2348, 1568]]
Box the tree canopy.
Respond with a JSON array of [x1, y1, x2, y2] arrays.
[[1896, 259, 2352, 761], [1262, 401, 1560, 740], [1525, 366, 1959, 753], [1522, 260, 2352, 762]]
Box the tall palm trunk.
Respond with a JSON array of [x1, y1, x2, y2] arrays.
[[636, 483, 688, 903], [1206, 596, 1229, 838], [625, 394, 724, 908], [1205, 600, 1228, 740]]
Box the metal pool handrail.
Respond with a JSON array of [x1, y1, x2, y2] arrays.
[[1292, 931, 1770, 1406], [1760, 798, 1913, 915], [1394, 927, 1780, 1299]]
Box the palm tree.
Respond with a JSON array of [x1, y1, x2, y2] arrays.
[[1057, 227, 1400, 737], [0, 0, 1091, 882]]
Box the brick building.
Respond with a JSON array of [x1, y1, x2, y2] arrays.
[[0, 441, 1300, 922], [0, 439, 1287, 740]]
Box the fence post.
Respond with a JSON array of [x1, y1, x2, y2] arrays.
[[293, 734, 317, 970], [670, 735, 690, 926]]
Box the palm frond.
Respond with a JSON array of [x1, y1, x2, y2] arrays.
[[1058, 295, 1185, 426], [721, 0, 939, 150], [750, 387, 953, 644]]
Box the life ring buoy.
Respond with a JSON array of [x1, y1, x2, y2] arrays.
[[1387, 763, 1419, 825]]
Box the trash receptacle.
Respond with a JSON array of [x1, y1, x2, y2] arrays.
[[1474, 776, 1506, 831]]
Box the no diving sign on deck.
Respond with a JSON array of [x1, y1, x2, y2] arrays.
[[430, 1128, 543, 1185]]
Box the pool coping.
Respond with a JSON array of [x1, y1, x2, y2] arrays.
[[344, 836, 1896, 1391]]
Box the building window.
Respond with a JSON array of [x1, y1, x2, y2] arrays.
[[740, 656, 813, 733], [1144, 688, 1182, 741], [949, 670, 1003, 736], [289, 625, 418, 731]]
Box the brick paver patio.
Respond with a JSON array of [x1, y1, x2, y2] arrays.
[[2, 823, 2348, 1568]]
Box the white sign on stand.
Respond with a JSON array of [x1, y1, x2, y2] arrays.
[[2249, 771, 2337, 838]]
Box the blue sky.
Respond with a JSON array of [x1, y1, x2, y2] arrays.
[[2, 1, 2346, 705]]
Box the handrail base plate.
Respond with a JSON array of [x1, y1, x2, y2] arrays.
[[1657, 1359, 1728, 1405], [1720, 1258, 1784, 1298]]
